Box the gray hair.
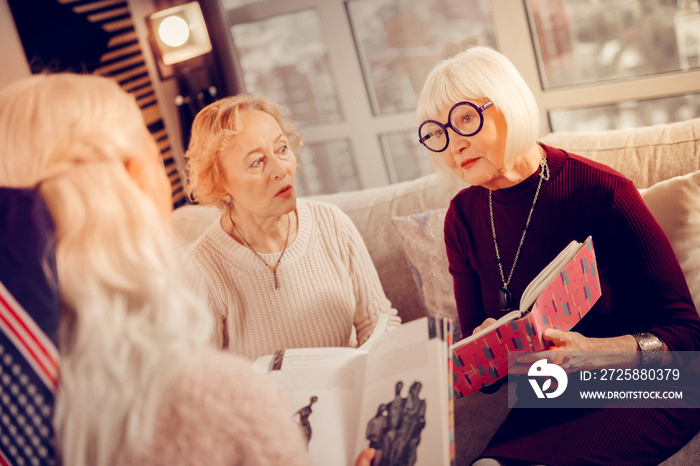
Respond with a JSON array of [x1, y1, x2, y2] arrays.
[[416, 46, 539, 181]]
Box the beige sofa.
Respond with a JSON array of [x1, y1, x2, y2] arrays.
[[171, 117, 700, 465]]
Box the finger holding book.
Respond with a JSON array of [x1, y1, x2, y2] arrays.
[[509, 346, 565, 375], [543, 327, 667, 371], [354, 448, 375, 466], [451, 237, 601, 393], [512, 327, 668, 376], [472, 317, 498, 336]]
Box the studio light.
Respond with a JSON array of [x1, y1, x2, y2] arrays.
[[148, 1, 212, 66], [159, 16, 190, 47]]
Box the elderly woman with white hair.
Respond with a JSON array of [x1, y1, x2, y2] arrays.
[[417, 46, 700, 465]]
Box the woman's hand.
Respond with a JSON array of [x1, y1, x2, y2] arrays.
[[540, 328, 596, 372], [355, 448, 375, 466], [511, 331, 592, 374], [473, 318, 498, 335], [514, 329, 642, 373], [543, 328, 594, 352]]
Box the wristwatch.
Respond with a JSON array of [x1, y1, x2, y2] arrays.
[[632, 332, 664, 367]]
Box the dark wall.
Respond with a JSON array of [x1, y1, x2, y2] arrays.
[[7, 0, 188, 207]]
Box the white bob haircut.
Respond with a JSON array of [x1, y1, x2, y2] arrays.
[[416, 46, 540, 181]]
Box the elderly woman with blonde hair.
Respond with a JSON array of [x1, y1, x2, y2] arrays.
[[182, 95, 400, 361], [0, 73, 313, 466]]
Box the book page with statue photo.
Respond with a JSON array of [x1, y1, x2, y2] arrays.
[[256, 316, 454, 466]]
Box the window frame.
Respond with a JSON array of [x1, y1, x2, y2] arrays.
[[496, 0, 700, 133], [222, 0, 700, 189]]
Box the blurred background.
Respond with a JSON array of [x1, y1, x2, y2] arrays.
[[1, 0, 699, 205]]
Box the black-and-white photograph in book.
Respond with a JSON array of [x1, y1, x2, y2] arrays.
[[257, 317, 453, 465], [365, 380, 426, 466], [294, 395, 319, 447]]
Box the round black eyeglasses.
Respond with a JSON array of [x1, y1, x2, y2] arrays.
[[418, 100, 494, 153]]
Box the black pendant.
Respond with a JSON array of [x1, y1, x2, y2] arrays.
[[499, 287, 512, 312]]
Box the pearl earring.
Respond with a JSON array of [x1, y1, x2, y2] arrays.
[[225, 194, 232, 205]]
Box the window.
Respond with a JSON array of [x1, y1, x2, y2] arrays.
[[524, 0, 700, 132], [296, 139, 360, 196], [347, 0, 496, 115], [528, 0, 700, 89], [549, 92, 700, 132], [230, 9, 343, 125], [221, 0, 265, 8], [379, 130, 432, 183], [221, 0, 700, 193]]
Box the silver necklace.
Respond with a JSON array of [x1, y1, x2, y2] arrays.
[[229, 211, 291, 289], [489, 146, 550, 312]]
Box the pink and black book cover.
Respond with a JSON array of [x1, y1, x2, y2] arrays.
[[452, 237, 601, 398]]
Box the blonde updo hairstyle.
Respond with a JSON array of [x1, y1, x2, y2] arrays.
[[185, 94, 302, 210], [416, 46, 540, 184], [0, 73, 212, 466]]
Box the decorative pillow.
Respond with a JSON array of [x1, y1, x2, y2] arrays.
[[541, 117, 700, 189], [170, 204, 220, 250], [390, 209, 458, 327], [641, 169, 700, 314]]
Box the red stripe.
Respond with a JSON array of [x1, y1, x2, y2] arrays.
[[0, 298, 58, 388], [0, 309, 57, 388], [0, 292, 58, 371], [0, 446, 10, 466]]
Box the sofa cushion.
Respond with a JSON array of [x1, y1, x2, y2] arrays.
[[390, 208, 459, 331], [641, 169, 700, 313], [311, 173, 459, 323], [171, 204, 219, 251], [541, 117, 700, 189]]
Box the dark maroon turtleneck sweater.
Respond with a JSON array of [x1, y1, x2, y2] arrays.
[[445, 144, 700, 465]]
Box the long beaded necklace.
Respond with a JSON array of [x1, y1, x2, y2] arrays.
[[489, 146, 550, 312], [229, 210, 291, 289]]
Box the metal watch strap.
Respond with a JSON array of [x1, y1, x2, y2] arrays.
[[632, 332, 664, 367]]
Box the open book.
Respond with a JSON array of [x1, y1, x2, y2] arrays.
[[452, 236, 601, 397], [253, 316, 454, 466]]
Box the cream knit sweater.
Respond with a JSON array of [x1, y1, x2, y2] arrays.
[[183, 200, 401, 360]]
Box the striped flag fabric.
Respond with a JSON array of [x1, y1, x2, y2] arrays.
[[1, 188, 60, 466]]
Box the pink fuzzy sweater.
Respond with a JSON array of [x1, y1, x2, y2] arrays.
[[126, 348, 311, 465]]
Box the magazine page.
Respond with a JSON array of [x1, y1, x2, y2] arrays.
[[251, 314, 390, 373], [358, 314, 391, 351], [267, 347, 369, 466], [354, 317, 452, 466], [250, 354, 273, 373]]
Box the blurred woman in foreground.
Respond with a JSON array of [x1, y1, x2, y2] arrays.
[[0, 73, 312, 466]]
